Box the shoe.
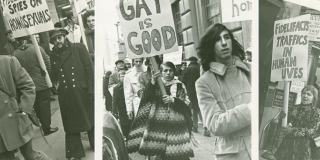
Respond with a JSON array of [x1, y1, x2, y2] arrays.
[[192, 127, 198, 133], [261, 150, 276, 160], [68, 157, 81, 160], [44, 127, 59, 136], [204, 127, 210, 137]]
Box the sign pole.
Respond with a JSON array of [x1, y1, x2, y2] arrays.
[[30, 35, 52, 88], [150, 57, 167, 96], [70, 0, 88, 49], [281, 81, 290, 127]]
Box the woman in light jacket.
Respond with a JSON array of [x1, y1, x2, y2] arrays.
[[195, 23, 251, 160]]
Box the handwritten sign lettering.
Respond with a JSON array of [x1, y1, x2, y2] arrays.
[[271, 14, 310, 81], [221, 0, 253, 23], [116, 0, 178, 58]]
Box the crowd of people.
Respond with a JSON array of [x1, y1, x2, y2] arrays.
[[103, 23, 252, 160], [0, 10, 95, 160]]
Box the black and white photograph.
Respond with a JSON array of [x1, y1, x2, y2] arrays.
[[259, 0, 320, 160], [0, 0, 95, 159], [97, 0, 255, 159]]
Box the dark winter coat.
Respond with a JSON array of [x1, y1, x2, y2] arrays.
[[182, 62, 200, 104], [50, 41, 94, 133], [2, 41, 18, 55]]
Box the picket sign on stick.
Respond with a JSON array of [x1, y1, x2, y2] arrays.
[[30, 35, 52, 88], [70, 0, 88, 49], [150, 56, 166, 96], [282, 81, 290, 127]]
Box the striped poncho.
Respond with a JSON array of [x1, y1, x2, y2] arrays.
[[127, 79, 194, 160]]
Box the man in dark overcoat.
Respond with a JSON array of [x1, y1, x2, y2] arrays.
[[182, 56, 210, 137], [49, 28, 94, 160]]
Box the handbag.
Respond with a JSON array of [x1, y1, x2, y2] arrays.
[[0, 87, 40, 127]]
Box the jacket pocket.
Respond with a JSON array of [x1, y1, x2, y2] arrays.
[[213, 136, 240, 155], [18, 113, 32, 135]]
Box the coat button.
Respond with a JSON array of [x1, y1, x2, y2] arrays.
[[8, 113, 12, 118], [73, 85, 75, 87], [60, 69, 63, 71], [72, 79, 74, 81], [62, 75, 64, 77], [65, 86, 68, 88], [72, 73, 74, 75], [63, 81, 66, 83], [72, 67, 74, 69], [4, 100, 8, 104]]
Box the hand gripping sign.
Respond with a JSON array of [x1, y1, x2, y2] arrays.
[[116, 0, 178, 59]]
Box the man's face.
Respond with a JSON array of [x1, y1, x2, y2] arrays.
[[86, 15, 95, 30], [116, 62, 125, 70], [52, 35, 66, 48], [213, 30, 233, 62], [72, 16, 77, 24], [35, 34, 40, 43], [125, 63, 131, 69], [134, 58, 143, 68], [7, 33, 15, 42]]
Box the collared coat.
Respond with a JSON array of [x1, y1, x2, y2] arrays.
[[195, 57, 251, 160], [0, 56, 35, 153], [50, 42, 94, 133]]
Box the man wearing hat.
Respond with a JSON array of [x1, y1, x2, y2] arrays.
[[2, 30, 19, 55], [49, 28, 94, 159], [182, 56, 210, 137], [108, 60, 126, 89], [13, 36, 58, 136]]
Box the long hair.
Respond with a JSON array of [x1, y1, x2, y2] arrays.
[[160, 61, 176, 74], [301, 85, 318, 107], [197, 23, 245, 71]]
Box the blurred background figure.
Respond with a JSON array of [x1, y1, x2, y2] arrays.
[[65, 14, 81, 43], [2, 30, 18, 55]]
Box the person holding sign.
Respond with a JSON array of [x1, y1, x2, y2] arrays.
[[13, 36, 59, 136], [274, 85, 320, 160], [127, 61, 195, 160], [0, 56, 51, 160], [49, 28, 94, 159], [195, 23, 251, 160]]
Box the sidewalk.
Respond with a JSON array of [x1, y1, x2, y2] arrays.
[[17, 95, 94, 160], [129, 125, 216, 160]]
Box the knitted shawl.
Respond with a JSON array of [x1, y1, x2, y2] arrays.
[[127, 80, 194, 159]]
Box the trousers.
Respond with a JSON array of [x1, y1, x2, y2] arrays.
[[34, 88, 51, 131], [65, 127, 94, 158]]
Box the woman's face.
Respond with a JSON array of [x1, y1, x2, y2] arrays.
[[301, 90, 314, 105], [161, 65, 174, 81]]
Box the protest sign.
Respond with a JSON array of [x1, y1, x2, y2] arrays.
[[163, 46, 182, 65], [70, 0, 87, 14], [272, 89, 297, 108], [87, 0, 94, 10], [309, 15, 320, 42], [271, 14, 310, 81], [284, 0, 320, 12], [290, 81, 305, 93], [2, 0, 54, 37], [221, 0, 253, 23], [116, 0, 178, 59]]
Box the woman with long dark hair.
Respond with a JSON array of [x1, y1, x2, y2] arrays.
[[195, 23, 252, 160]]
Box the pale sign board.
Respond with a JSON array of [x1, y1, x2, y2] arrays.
[[284, 0, 320, 12], [271, 14, 310, 81], [290, 81, 305, 93], [70, 0, 87, 14], [2, 0, 54, 37], [221, 0, 253, 23], [116, 0, 178, 59], [163, 46, 182, 65], [309, 15, 320, 42], [87, 0, 94, 10]]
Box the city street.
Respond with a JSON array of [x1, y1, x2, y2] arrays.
[[129, 125, 217, 160], [16, 95, 94, 160]]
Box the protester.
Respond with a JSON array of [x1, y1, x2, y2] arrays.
[[195, 23, 251, 160], [65, 14, 81, 43], [138, 56, 163, 95], [127, 61, 194, 160], [182, 56, 210, 137], [104, 71, 113, 111], [49, 28, 94, 159], [108, 60, 126, 88], [13, 36, 59, 136], [2, 30, 18, 55], [112, 67, 133, 139], [274, 85, 320, 160], [179, 62, 187, 80], [124, 58, 146, 119], [82, 10, 95, 61], [125, 62, 132, 69], [0, 55, 51, 160]]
